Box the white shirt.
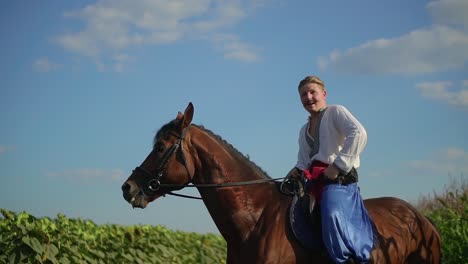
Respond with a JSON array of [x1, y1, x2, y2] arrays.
[[295, 105, 367, 174]]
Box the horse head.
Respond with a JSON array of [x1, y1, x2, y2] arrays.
[[121, 102, 196, 208]]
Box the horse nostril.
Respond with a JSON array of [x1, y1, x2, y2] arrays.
[[122, 182, 131, 193]]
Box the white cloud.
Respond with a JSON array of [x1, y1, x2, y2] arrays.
[[91, 53, 135, 72], [193, 2, 247, 32], [46, 168, 125, 183], [112, 53, 134, 72], [33, 57, 61, 72], [318, 0, 468, 75], [211, 34, 259, 62], [407, 147, 468, 176], [317, 26, 468, 75], [416, 80, 468, 108], [427, 0, 468, 28], [0, 145, 15, 154], [55, 0, 262, 70]]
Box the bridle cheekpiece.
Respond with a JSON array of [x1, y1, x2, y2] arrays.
[[134, 125, 191, 194]]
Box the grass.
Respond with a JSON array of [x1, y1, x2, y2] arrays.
[[413, 175, 467, 214], [412, 175, 467, 264]]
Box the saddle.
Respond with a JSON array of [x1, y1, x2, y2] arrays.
[[289, 192, 324, 250], [287, 162, 359, 250]]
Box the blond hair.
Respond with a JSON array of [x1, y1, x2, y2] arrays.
[[298, 76, 325, 92]]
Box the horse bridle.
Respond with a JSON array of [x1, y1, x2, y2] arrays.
[[133, 125, 291, 200], [134, 125, 191, 195]]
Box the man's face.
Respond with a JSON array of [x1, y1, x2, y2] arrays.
[[299, 83, 327, 114]]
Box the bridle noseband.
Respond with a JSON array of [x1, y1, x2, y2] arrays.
[[134, 125, 191, 195]]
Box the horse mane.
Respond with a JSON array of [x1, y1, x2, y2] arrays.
[[154, 120, 271, 179]]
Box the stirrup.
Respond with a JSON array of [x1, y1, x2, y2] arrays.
[[307, 194, 316, 216], [300, 194, 316, 218]]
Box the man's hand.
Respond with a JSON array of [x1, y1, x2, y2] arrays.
[[323, 164, 339, 180], [286, 167, 302, 179]]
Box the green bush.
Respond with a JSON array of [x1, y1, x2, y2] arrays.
[[415, 177, 468, 264], [0, 209, 226, 264], [3, 178, 466, 264]]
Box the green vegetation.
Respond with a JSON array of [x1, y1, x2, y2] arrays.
[[1, 177, 466, 263], [414, 176, 468, 264], [0, 209, 226, 264]]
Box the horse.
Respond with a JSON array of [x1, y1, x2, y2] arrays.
[[121, 102, 441, 264]]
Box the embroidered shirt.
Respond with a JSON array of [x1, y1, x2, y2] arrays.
[[304, 107, 327, 159], [295, 105, 367, 174]]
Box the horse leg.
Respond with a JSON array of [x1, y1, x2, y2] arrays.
[[226, 246, 240, 264]]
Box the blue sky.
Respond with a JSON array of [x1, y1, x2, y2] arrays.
[[1, 0, 467, 234]]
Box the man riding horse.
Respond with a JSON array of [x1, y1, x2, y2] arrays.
[[286, 76, 375, 263]]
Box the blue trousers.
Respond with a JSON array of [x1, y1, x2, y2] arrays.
[[320, 183, 375, 263]]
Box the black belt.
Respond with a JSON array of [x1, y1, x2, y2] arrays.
[[324, 167, 358, 185], [309, 160, 359, 185]]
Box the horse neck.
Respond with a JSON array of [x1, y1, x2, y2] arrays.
[[189, 127, 282, 241]]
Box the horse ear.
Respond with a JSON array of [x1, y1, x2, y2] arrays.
[[181, 102, 194, 129]]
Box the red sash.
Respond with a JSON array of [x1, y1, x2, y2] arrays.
[[303, 161, 328, 202]]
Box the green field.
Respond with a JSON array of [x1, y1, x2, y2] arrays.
[[0, 209, 226, 264], [1, 178, 466, 263], [413, 177, 468, 264]]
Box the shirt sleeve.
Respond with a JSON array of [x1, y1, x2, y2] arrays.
[[295, 124, 310, 171], [331, 105, 367, 174]]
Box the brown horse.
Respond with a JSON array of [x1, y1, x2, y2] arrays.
[[121, 103, 441, 264]]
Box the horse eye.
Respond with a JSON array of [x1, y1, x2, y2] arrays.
[[154, 143, 165, 153]]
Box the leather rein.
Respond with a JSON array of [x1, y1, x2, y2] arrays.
[[134, 125, 286, 200]]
